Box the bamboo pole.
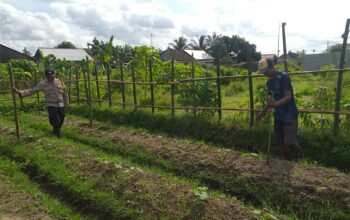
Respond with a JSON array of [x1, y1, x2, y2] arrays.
[[82, 63, 89, 104], [120, 61, 126, 108], [86, 57, 93, 127], [191, 54, 196, 117], [149, 59, 155, 114], [282, 22, 288, 72], [94, 64, 101, 106], [75, 66, 80, 105], [34, 68, 40, 111], [170, 59, 175, 116], [8, 61, 20, 138], [334, 18, 350, 131], [131, 64, 137, 110], [247, 46, 254, 127], [216, 59, 222, 120], [68, 66, 72, 106], [106, 62, 112, 107]]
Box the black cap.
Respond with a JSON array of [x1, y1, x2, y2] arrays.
[[45, 69, 55, 76]]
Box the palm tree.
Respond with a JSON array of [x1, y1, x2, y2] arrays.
[[190, 35, 207, 50], [168, 36, 189, 51]]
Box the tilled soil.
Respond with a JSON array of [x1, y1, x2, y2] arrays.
[[0, 125, 257, 220], [0, 173, 53, 220], [63, 119, 350, 217]]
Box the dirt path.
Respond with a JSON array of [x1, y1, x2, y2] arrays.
[[62, 118, 350, 218]]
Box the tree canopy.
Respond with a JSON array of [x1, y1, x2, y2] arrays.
[[55, 41, 77, 49]]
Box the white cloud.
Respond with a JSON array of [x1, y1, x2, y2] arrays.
[[0, 0, 349, 55]]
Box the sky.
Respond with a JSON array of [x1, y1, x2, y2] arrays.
[[0, 0, 349, 55]]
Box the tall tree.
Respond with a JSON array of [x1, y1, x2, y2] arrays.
[[55, 41, 77, 49], [22, 47, 32, 56], [190, 35, 208, 50], [206, 33, 227, 59], [169, 36, 189, 51], [324, 43, 350, 53]]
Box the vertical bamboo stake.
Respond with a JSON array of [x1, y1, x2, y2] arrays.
[[216, 59, 222, 120], [334, 18, 350, 131], [191, 54, 196, 117], [8, 61, 20, 138], [149, 59, 155, 114], [94, 64, 101, 106], [247, 46, 254, 127], [170, 59, 175, 116], [282, 22, 288, 72], [106, 62, 112, 107], [68, 66, 72, 105], [120, 61, 126, 108], [75, 66, 80, 105], [34, 68, 40, 111], [82, 62, 89, 104], [86, 57, 93, 127], [131, 64, 137, 110]]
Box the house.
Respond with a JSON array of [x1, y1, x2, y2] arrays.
[[160, 48, 193, 64], [0, 44, 33, 63], [184, 49, 214, 69], [160, 48, 214, 68], [300, 52, 350, 71], [34, 48, 93, 62]]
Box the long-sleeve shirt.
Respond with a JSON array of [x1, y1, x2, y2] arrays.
[[20, 78, 69, 107]]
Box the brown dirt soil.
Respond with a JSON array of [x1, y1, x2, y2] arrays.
[[23, 134, 257, 220], [0, 173, 53, 220], [63, 119, 350, 214]]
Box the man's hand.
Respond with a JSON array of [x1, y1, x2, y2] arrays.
[[64, 104, 70, 110], [267, 95, 276, 107], [12, 87, 20, 94]]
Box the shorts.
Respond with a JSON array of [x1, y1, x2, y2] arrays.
[[274, 117, 298, 145]]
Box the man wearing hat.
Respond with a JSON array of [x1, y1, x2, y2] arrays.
[[257, 58, 303, 159], [13, 69, 69, 137]]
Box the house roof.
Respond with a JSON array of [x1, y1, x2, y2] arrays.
[[184, 50, 214, 61], [300, 52, 350, 71], [35, 48, 93, 61], [160, 48, 193, 62], [0, 44, 33, 63]]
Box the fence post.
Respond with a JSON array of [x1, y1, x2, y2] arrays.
[[334, 18, 350, 131], [68, 66, 72, 106], [120, 61, 126, 108], [216, 58, 222, 120], [247, 45, 254, 127], [82, 62, 89, 104], [191, 54, 196, 117], [282, 22, 288, 72], [131, 64, 137, 110], [86, 57, 93, 127], [106, 62, 112, 107], [171, 59, 175, 116], [93, 64, 101, 106], [149, 59, 155, 114], [8, 61, 20, 139], [34, 68, 40, 111], [75, 66, 80, 105]]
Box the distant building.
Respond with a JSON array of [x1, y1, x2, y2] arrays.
[[160, 48, 214, 68], [261, 54, 278, 64], [300, 52, 350, 71], [0, 44, 33, 63], [34, 48, 93, 62], [184, 49, 214, 69], [160, 48, 193, 63]]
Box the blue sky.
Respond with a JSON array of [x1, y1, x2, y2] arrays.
[[0, 0, 349, 55]]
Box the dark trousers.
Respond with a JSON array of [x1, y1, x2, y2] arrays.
[[48, 107, 65, 137]]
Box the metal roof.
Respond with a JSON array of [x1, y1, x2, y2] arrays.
[[36, 48, 93, 61], [184, 50, 214, 60]]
